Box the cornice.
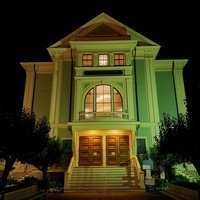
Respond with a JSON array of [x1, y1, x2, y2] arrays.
[[69, 40, 137, 52], [47, 47, 72, 61], [153, 60, 188, 71], [20, 62, 53, 73]]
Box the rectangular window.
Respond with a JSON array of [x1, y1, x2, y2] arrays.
[[114, 53, 125, 66], [83, 54, 93, 66], [99, 54, 108, 66], [136, 138, 146, 154]]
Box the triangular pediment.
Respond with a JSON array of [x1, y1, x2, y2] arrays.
[[75, 22, 131, 41], [77, 22, 128, 36], [49, 12, 159, 48]]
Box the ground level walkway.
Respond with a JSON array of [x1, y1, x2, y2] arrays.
[[46, 191, 175, 200]]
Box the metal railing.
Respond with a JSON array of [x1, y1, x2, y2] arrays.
[[79, 111, 129, 120]]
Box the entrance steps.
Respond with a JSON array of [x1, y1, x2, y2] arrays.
[[67, 166, 144, 191]]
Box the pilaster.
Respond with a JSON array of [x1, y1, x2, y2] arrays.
[[173, 67, 187, 114], [23, 65, 35, 110], [49, 62, 59, 137]]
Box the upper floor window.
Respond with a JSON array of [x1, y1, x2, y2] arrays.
[[114, 53, 125, 66], [83, 54, 93, 66], [98, 54, 108, 66], [84, 84, 123, 119]]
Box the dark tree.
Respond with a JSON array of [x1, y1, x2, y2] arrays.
[[0, 109, 50, 193], [150, 113, 188, 181], [184, 56, 200, 175], [30, 137, 65, 185], [150, 111, 200, 182]]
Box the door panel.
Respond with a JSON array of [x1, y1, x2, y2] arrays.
[[106, 136, 118, 165], [79, 137, 90, 166], [79, 136, 102, 166], [106, 136, 129, 166], [119, 136, 129, 165]]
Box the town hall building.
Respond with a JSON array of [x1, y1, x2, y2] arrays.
[[20, 12, 187, 191]]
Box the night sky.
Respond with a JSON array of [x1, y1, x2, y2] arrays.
[[0, 1, 199, 113]]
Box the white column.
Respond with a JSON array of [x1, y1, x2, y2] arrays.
[[49, 62, 58, 137], [54, 61, 63, 124], [145, 58, 160, 141], [145, 58, 159, 123], [126, 78, 135, 120]]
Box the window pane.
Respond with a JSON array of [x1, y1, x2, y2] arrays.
[[113, 88, 123, 112], [104, 103, 111, 111], [85, 104, 93, 113], [96, 103, 104, 112], [104, 94, 111, 102], [83, 54, 92, 66], [85, 94, 93, 103], [114, 53, 125, 66], [97, 85, 104, 93], [85, 89, 94, 113], [114, 102, 122, 111], [104, 85, 110, 93], [96, 94, 103, 103], [99, 54, 108, 66], [96, 85, 111, 113], [114, 93, 121, 102]]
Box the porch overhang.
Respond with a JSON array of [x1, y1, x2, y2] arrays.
[[67, 121, 140, 132]]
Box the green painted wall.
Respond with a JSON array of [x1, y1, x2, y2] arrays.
[[33, 74, 52, 119], [156, 71, 177, 119], [136, 127, 152, 149], [136, 60, 150, 122], [58, 128, 72, 139], [59, 61, 72, 123]]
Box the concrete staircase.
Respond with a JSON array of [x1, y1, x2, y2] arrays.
[[67, 166, 144, 191]]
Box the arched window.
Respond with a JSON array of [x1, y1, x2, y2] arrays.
[[84, 84, 123, 119]]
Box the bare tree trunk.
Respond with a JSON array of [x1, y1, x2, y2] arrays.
[[165, 164, 175, 182]]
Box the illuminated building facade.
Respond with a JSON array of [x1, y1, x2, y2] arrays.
[[21, 12, 187, 190]]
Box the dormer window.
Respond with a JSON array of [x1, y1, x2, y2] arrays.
[[99, 54, 108, 66], [83, 54, 93, 66], [114, 53, 125, 66]]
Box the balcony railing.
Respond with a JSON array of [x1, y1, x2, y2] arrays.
[[79, 111, 129, 120]]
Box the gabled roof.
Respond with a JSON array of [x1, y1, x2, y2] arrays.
[[49, 12, 159, 48]]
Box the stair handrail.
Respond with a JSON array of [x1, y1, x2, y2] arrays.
[[64, 156, 75, 190], [67, 156, 75, 174], [131, 156, 145, 189]]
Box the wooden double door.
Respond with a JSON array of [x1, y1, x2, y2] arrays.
[[79, 135, 129, 166]]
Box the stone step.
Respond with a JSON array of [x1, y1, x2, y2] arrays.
[[68, 166, 142, 191]]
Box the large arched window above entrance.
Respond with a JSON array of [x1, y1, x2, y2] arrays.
[[84, 84, 123, 119]]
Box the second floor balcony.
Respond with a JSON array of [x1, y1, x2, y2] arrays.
[[79, 111, 129, 121]]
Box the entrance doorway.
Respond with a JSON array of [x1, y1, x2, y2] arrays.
[[78, 135, 130, 166], [79, 136, 102, 166], [106, 136, 129, 166]]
